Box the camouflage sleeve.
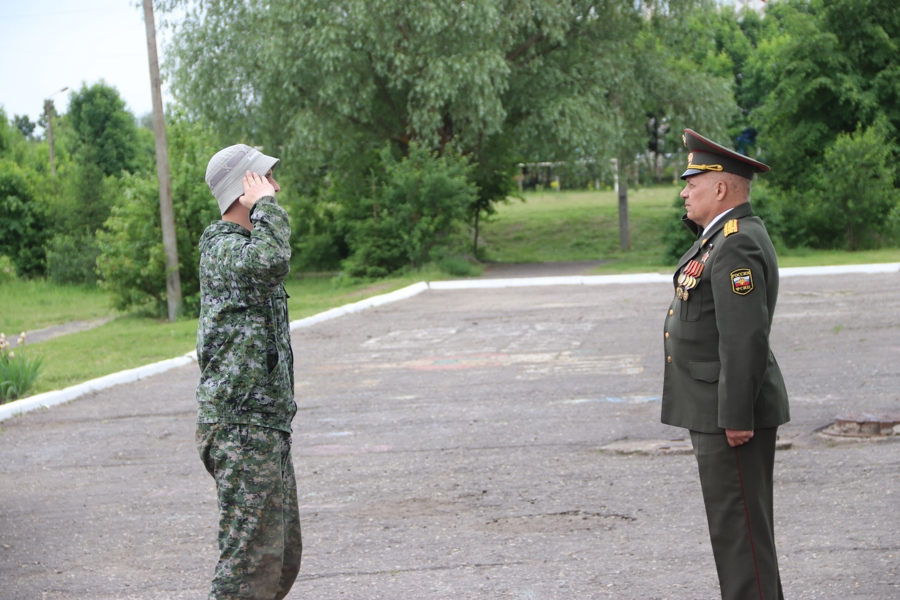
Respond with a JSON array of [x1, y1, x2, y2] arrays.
[[223, 197, 291, 289]]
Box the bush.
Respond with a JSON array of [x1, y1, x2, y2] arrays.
[[286, 192, 349, 272], [342, 143, 477, 278], [437, 255, 482, 277], [0, 159, 48, 277], [96, 173, 169, 312], [746, 181, 786, 248], [0, 333, 43, 403], [95, 116, 221, 316], [760, 122, 900, 251], [46, 233, 101, 285], [814, 123, 898, 250], [660, 194, 697, 264], [0, 255, 15, 283]]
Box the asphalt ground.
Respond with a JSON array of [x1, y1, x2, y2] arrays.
[[0, 272, 898, 599]]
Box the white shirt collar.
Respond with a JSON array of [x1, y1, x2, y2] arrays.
[[702, 207, 735, 238]]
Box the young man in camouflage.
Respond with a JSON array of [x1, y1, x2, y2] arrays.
[[195, 144, 301, 600]]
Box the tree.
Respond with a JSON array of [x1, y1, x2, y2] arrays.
[[12, 115, 36, 140], [814, 122, 898, 250], [749, 0, 900, 192], [39, 82, 147, 285], [66, 81, 140, 177], [161, 1, 736, 269], [96, 115, 221, 315], [0, 160, 48, 277], [341, 142, 477, 278]]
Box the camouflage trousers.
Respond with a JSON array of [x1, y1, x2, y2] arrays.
[[197, 423, 302, 600]]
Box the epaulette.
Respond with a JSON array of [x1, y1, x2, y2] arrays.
[[723, 219, 739, 237]]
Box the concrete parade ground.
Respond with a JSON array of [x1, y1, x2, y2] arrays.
[[0, 269, 898, 599]]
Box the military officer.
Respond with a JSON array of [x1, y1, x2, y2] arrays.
[[662, 129, 790, 600]]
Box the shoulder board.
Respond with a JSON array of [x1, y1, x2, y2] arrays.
[[723, 219, 739, 237]]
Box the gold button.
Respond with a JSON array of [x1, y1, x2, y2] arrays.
[[668, 309, 674, 316], [665, 332, 669, 339], [667, 356, 673, 363]]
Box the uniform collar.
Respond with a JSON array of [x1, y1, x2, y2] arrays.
[[682, 202, 753, 240]]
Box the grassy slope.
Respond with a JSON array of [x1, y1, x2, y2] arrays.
[[481, 186, 900, 272], [14, 276, 424, 396], [480, 186, 676, 265]]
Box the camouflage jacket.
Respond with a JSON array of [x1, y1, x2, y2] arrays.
[[196, 197, 296, 433]]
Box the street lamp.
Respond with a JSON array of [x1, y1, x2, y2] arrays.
[[44, 86, 68, 176]]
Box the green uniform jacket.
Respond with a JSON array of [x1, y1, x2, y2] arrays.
[[196, 197, 296, 433], [662, 202, 789, 433]]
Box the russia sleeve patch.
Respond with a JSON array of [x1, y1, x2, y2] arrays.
[[731, 269, 754, 295]]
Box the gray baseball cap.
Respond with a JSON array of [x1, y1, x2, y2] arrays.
[[205, 144, 280, 215]]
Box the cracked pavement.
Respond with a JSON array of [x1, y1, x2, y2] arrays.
[[1, 272, 898, 599]]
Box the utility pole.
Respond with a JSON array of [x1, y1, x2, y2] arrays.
[[143, 0, 182, 321], [616, 157, 631, 251], [44, 86, 68, 176]]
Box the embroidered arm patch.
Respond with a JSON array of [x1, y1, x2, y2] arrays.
[[731, 269, 753, 295]]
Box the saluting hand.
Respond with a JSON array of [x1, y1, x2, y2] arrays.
[[238, 171, 276, 209]]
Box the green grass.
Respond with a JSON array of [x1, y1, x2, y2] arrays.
[[775, 248, 900, 268], [18, 274, 428, 396], [481, 186, 900, 273], [0, 280, 118, 334], [480, 186, 678, 266]]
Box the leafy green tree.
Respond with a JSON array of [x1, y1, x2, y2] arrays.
[[0, 108, 14, 156], [66, 81, 140, 177], [750, 0, 900, 192], [161, 0, 736, 270], [39, 83, 145, 284], [342, 142, 476, 278], [812, 123, 898, 250], [96, 115, 221, 315], [0, 159, 48, 277], [637, 2, 745, 170], [12, 115, 36, 140]]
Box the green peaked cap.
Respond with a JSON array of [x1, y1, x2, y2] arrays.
[[681, 129, 769, 180]]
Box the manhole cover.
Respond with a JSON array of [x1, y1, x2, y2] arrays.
[[821, 412, 900, 437]]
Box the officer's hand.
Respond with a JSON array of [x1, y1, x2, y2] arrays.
[[726, 429, 754, 447], [238, 171, 276, 209]]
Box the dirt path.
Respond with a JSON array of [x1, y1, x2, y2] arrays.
[[21, 316, 117, 345]]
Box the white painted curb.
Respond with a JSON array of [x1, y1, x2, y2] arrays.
[[779, 262, 899, 277], [428, 273, 672, 290], [0, 355, 195, 422], [289, 282, 429, 330], [2, 263, 896, 422]]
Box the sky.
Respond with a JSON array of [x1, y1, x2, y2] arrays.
[[0, 0, 176, 129]]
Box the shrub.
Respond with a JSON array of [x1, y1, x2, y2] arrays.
[[0, 332, 43, 403], [342, 143, 477, 278], [96, 173, 169, 312], [95, 116, 221, 316], [286, 192, 349, 272], [813, 122, 898, 250], [761, 122, 900, 251], [660, 194, 697, 264], [0, 159, 48, 277], [0, 255, 15, 283], [46, 233, 101, 285]]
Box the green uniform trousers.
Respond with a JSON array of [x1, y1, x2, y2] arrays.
[[197, 423, 303, 600], [690, 428, 784, 600]]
